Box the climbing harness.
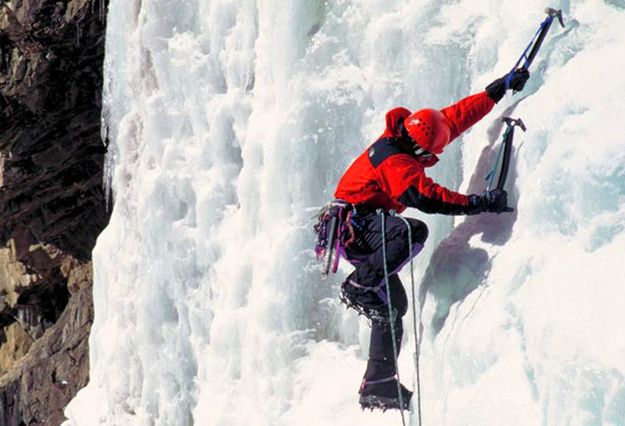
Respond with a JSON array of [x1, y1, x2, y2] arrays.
[[485, 117, 527, 192], [316, 201, 398, 323], [506, 8, 565, 90], [392, 211, 423, 426], [378, 209, 407, 426]]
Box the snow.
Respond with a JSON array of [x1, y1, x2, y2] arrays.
[[65, 0, 625, 425]]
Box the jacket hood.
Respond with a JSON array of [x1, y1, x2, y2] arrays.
[[383, 107, 412, 137]]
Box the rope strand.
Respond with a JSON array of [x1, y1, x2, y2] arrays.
[[378, 209, 406, 426], [393, 212, 423, 426]]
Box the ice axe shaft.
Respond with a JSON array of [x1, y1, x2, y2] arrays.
[[510, 7, 565, 78], [522, 8, 564, 70], [322, 216, 338, 278]]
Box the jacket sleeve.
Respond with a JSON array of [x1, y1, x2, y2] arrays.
[[440, 91, 495, 143], [377, 154, 474, 215]]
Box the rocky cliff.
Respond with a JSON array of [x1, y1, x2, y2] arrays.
[[0, 0, 108, 424]]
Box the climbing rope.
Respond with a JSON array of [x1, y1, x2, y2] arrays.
[[378, 209, 406, 426], [393, 211, 423, 426]]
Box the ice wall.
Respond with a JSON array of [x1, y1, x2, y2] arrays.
[[65, 0, 625, 425]]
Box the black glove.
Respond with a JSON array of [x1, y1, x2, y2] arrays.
[[467, 194, 486, 215], [508, 68, 530, 91], [466, 190, 513, 214], [484, 189, 513, 213], [485, 68, 530, 103]]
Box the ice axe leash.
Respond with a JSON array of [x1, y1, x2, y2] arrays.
[[379, 209, 406, 426], [485, 117, 526, 192], [505, 7, 565, 91]]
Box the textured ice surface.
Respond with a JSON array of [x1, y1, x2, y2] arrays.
[[65, 1, 625, 425]]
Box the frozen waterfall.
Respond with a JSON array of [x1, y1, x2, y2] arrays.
[[65, 0, 625, 425]]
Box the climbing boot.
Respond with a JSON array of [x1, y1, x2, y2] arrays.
[[358, 376, 412, 411], [339, 275, 391, 323]]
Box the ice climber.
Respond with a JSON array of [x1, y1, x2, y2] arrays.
[[318, 69, 530, 411]]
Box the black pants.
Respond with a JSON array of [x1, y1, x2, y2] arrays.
[[344, 212, 428, 380]]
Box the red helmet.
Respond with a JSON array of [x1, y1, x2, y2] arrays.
[[403, 109, 451, 154]]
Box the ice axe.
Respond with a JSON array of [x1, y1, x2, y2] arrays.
[[506, 8, 565, 91], [321, 215, 338, 278], [485, 117, 527, 192]]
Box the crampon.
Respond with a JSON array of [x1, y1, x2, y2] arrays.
[[359, 377, 412, 411], [339, 282, 392, 324]]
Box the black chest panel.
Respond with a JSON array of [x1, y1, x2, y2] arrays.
[[367, 137, 412, 168]]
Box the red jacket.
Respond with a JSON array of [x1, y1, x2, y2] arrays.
[[335, 91, 495, 214]]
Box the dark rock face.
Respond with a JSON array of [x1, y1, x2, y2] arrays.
[[0, 0, 109, 259], [0, 0, 109, 424], [0, 262, 93, 426]]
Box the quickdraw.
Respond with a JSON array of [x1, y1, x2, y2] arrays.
[[486, 117, 527, 192], [506, 7, 565, 91]]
